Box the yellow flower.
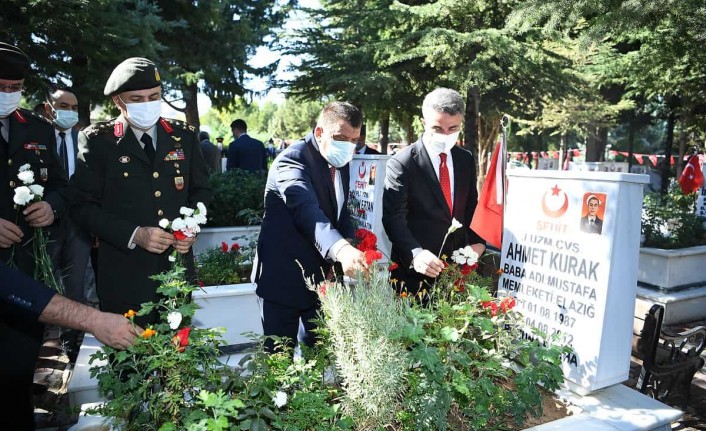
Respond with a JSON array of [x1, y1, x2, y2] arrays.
[[142, 328, 157, 339], [124, 309, 137, 318]]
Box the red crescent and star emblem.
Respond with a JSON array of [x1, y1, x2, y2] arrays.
[[541, 184, 569, 218], [358, 161, 367, 179]]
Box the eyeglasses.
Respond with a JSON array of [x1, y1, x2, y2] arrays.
[[0, 84, 24, 93]]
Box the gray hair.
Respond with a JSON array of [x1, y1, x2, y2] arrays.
[[422, 88, 465, 118]]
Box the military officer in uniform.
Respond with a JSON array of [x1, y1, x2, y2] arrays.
[[0, 42, 68, 431], [67, 57, 211, 327]]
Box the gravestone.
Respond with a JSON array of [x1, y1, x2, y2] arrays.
[[348, 155, 391, 261], [498, 169, 649, 394]]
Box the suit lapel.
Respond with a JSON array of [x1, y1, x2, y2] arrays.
[[8, 111, 28, 156], [307, 135, 338, 224], [451, 147, 469, 218], [71, 129, 79, 162], [117, 126, 151, 165], [154, 120, 175, 167], [413, 140, 450, 216]]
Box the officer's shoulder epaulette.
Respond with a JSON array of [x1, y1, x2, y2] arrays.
[[83, 120, 115, 138], [18, 108, 53, 126], [164, 118, 196, 133]]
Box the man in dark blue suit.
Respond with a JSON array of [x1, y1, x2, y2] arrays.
[[383, 88, 485, 295], [253, 102, 369, 353], [43, 86, 96, 361], [226, 119, 267, 172], [1, 261, 140, 349]]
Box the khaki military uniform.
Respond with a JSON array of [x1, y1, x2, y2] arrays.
[[68, 117, 211, 325]]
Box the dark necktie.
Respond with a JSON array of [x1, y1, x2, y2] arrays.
[[330, 166, 336, 184], [439, 153, 452, 213], [141, 133, 155, 164], [58, 131, 69, 172]]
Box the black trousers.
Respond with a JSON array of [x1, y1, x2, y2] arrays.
[[260, 299, 319, 354], [0, 319, 44, 431]]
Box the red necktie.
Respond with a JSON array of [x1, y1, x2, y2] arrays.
[[439, 153, 452, 213], [330, 166, 336, 183]]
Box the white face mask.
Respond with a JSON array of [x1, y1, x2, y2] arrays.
[[50, 106, 79, 130], [121, 97, 161, 129], [424, 131, 460, 154], [0, 91, 22, 118]]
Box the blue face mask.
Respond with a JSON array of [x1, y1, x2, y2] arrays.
[[323, 139, 356, 168]]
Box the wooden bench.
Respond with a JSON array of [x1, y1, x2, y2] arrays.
[[633, 304, 706, 410]]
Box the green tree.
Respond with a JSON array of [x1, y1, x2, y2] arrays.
[[155, 0, 293, 128], [0, 0, 167, 125]]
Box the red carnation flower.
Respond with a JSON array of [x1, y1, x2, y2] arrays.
[[171, 327, 191, 352], [364, 249, 383, 265], [482, 301, 499, 317], [174, 231, 187, 241], [221, 242, 228, 252], [198, 280, 205, 287], [355, 229, 369, 240], [500, 297, 516, 313], [388, 262, 399, 271], [230, 243, 240, 252]]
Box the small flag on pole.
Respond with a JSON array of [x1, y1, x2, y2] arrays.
[[678, 154, 704, 195]]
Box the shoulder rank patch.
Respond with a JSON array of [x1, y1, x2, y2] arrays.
[[84, 120, 116, 138], [164, 118, 196, 133]]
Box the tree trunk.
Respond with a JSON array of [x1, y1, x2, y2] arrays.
[[70, 54, 91, 127], [661, 112, 675, 196], [627, 120, 635, 171], [677, 122, 687, 174], [464, 87, 480, 153], [183, 81, 200, 128], [379, 111, 390, 155], [476, 114, 501, 192]]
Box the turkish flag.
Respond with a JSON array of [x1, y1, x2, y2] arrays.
[[471, 140, 504, 249], [678, 155, 704, 194]]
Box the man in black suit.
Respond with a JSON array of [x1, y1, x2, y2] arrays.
[[42, 86, 96, 361], [580, 195, 603, 234], [355, 124, 380, 155], [226, 119, 267, 172], [383, 88, 485, 295], [254, 101, 369, 353], [0, 43, 69, 431], [67, 57, 211, 328]]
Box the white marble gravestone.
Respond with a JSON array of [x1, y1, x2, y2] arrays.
[[498, 170, 649, 394]]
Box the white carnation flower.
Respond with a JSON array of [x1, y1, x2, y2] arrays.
[[168, 254, 176, 262], [452, 246, 479, 266], [193, 213, 207, 225], [167, 311, 182, 330], [184, 217, 198, 229], [171, 218, 186, 231], [159, 218, 170, 229], [180, 206, 194, 216], [17, 170, 35, 185], [272, 391, 288, 408], [13, 186, 34, 206], [28, 184, 44, 198], [18, 163, 31, 172], [447, 218, 463, 234], [196, 202, 207, 216]]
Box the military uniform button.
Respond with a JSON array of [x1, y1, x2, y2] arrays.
[[176, 170, 181, 174], [154, 191, 161, 197], [157, 209, 164, 216], [7, 159, 12, 166], [9, 181, 15, 187], [174, 163, 180, 168], [153, 172, 159, 178], [124, 172, 129, 177]]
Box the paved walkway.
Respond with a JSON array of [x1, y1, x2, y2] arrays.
[[34, 324, 706, 431]]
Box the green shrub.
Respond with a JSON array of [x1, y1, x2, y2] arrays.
[[207, 169, 266, 227], [642, 180, 706, 249], [195, 239, 255, 286]]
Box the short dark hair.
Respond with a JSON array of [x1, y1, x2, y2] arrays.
[[318, 101, 363, 129], [198, 130, 210, 141], [46, 85, 76, 103], [230, 119, 247, 132]]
